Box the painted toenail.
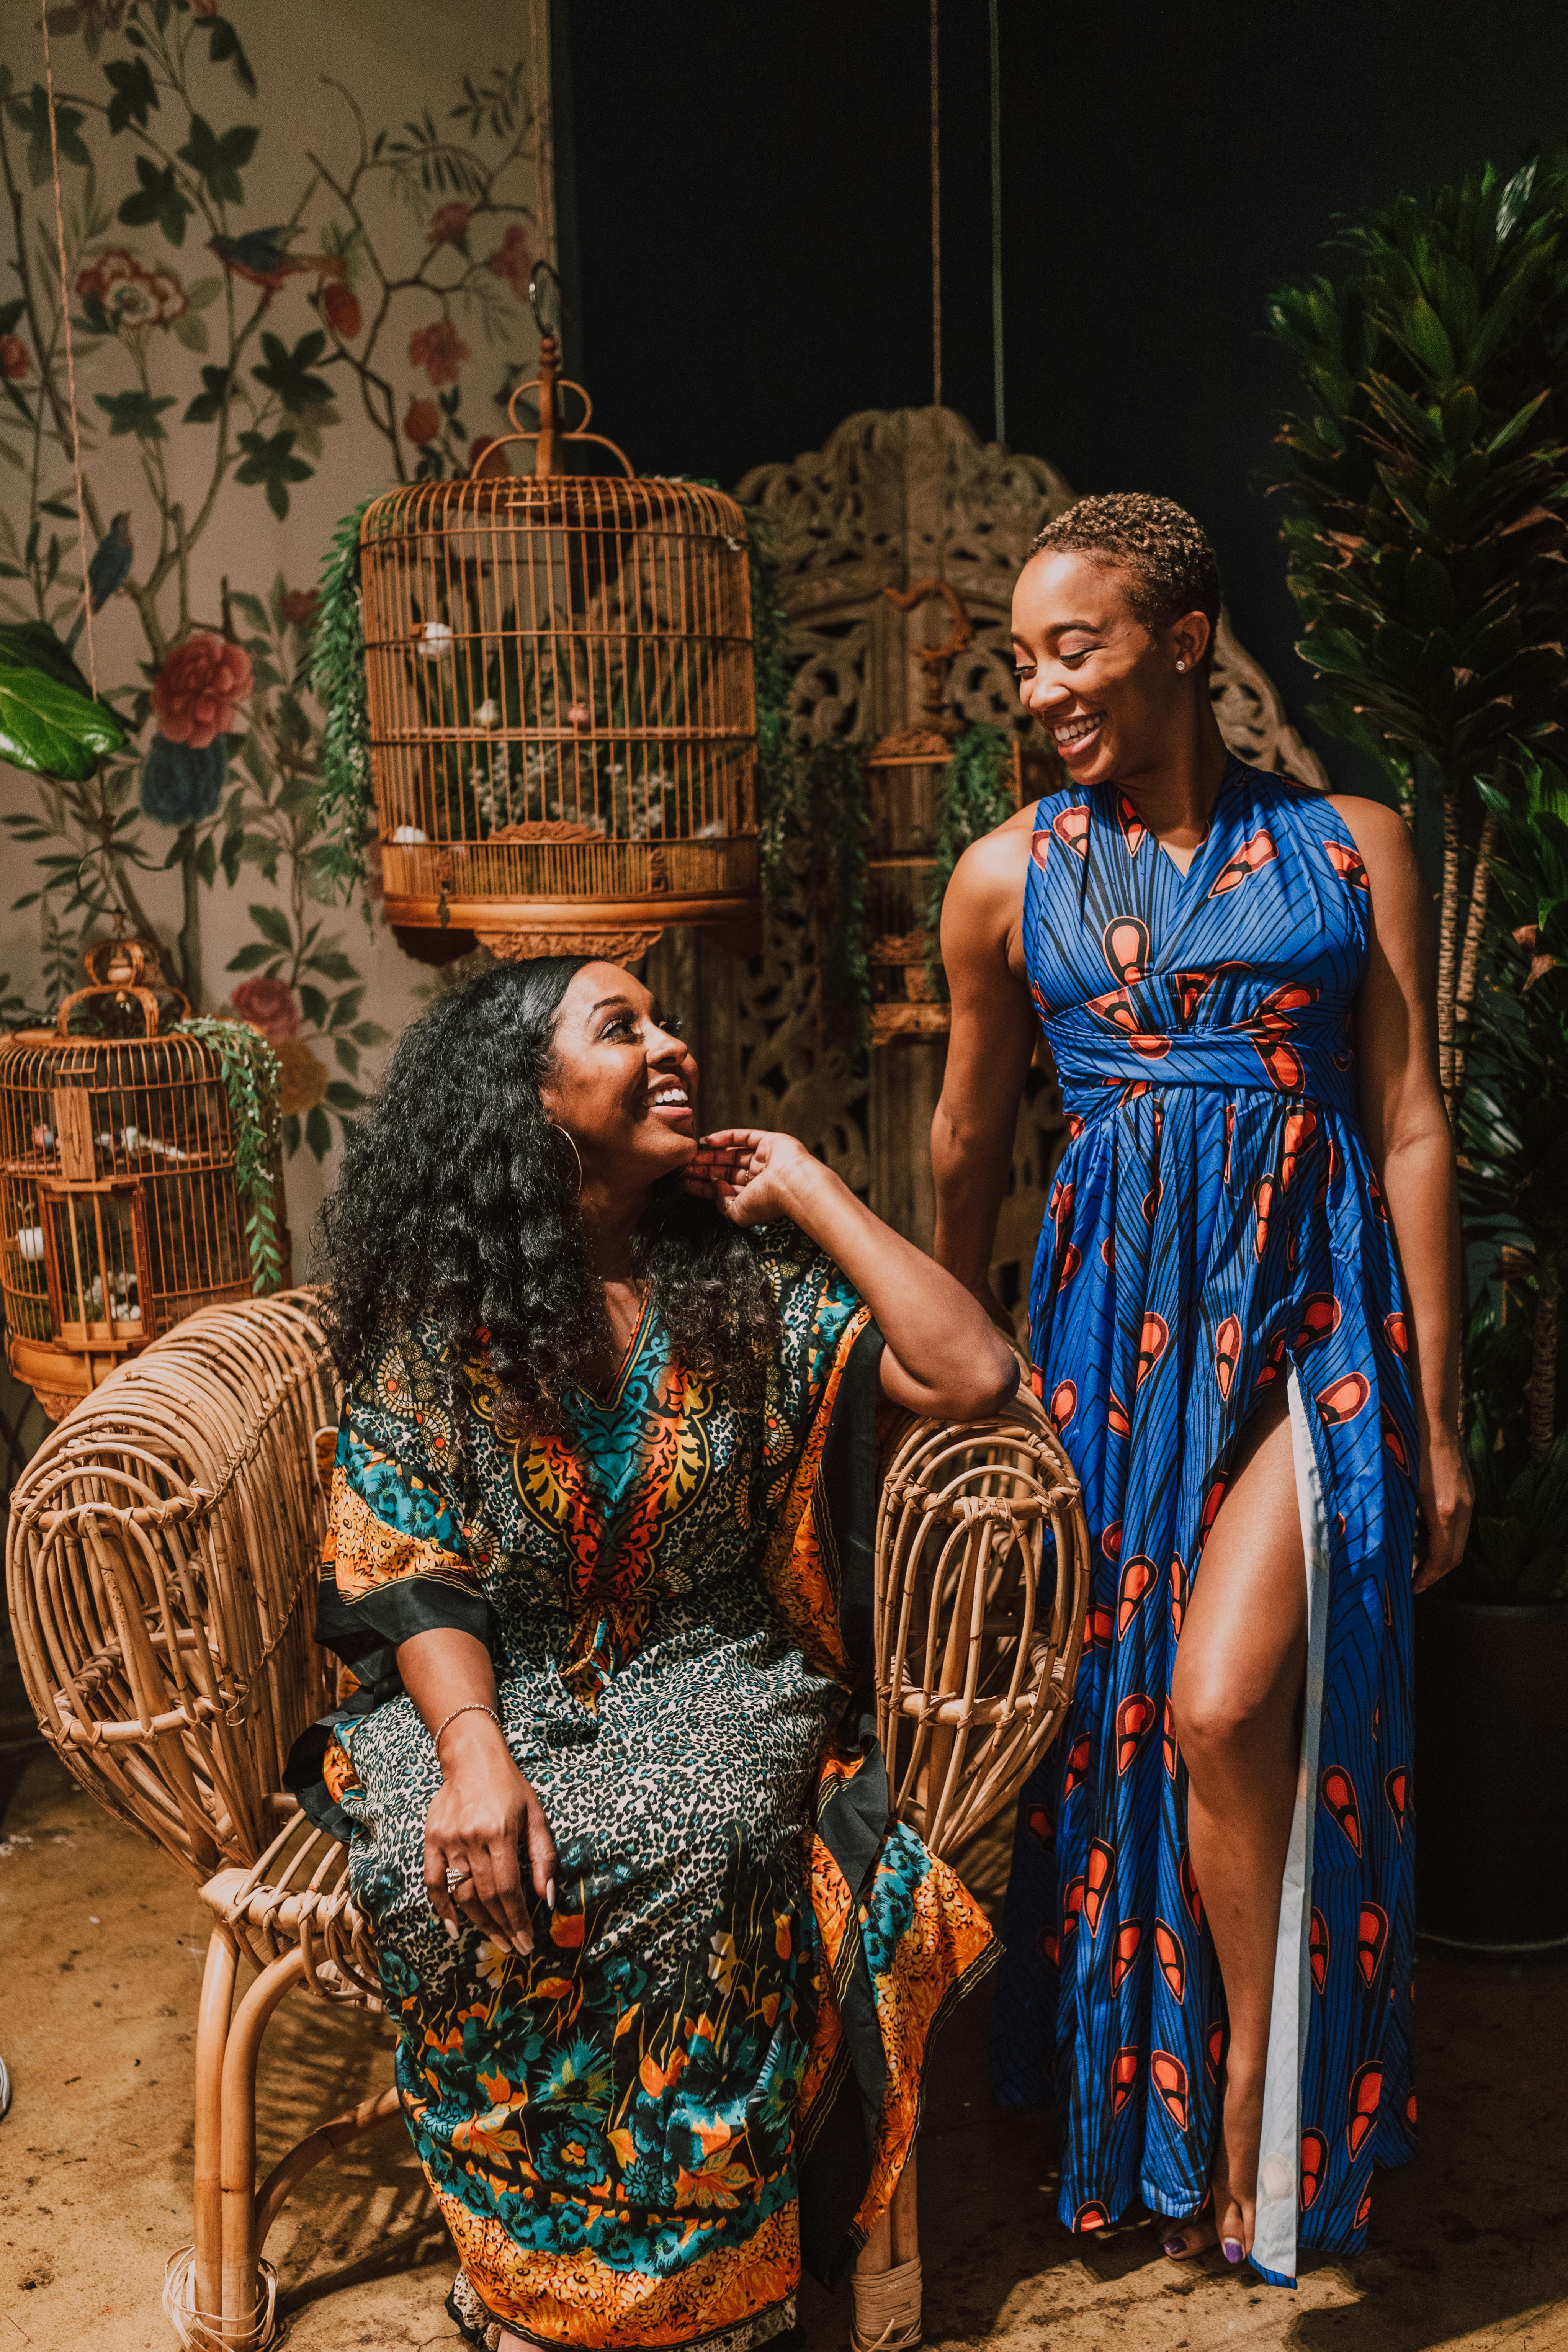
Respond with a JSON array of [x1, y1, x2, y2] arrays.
[[1222, 2237, 1243, 2264], [1163, 2236, 1185, 2256]]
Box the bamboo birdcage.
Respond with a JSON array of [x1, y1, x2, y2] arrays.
[[361, 296, 759, 964], [0, 939, 289, 1421], [866, 581, 1023, 1044]]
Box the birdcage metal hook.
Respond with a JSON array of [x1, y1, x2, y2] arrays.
[[527, 258, 563, 348], [470, 260, 633, 481]]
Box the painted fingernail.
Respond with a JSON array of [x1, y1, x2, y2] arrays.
[[443, 1917, 458, 1939], [1222, 2238, 1243, 2264], [546, 1877, 556, 1910], [514, 1935, 531, 1957]]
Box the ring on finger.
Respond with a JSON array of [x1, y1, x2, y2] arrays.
[[444, 1863, 473, 1893]]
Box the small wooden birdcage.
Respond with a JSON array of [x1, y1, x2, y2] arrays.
[[866, 581, 1022, 1045], [360, 289, 758, 963], [0, 939, 289, 1420]]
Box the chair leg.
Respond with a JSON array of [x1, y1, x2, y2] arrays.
[[219, 1948, 304, 2346], [852, 2149, 920, 2351], [193, 1925, 240, 2328], [854, 2144, 919, 2274], [891, 2144, 919, 2265]]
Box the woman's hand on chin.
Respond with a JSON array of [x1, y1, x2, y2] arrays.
[[684, 1128, 814, 1228], [423, 1720, 558, 1956]]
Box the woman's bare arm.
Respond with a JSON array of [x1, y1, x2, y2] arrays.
[[930, 821, 1040, 1325], [684, 1133, 1019, 1419], [397, 1627, 556, 1954], [1335, 795, 1472, 1590]]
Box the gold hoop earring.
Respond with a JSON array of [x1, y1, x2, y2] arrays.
[[552, 1124, 583, 1198]]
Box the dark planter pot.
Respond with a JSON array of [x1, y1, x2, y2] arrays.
[[1414, 1597, 1568, 1951]]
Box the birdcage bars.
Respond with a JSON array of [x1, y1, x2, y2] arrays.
[[361, 330, 759, 959]]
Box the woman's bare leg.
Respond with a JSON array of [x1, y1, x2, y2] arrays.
[[1163, 1393, 1306, 2262]]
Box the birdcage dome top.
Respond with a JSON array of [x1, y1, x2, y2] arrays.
[[361, 469, 748, 544]]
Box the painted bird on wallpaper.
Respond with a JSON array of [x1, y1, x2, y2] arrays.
[[87, 513, 134, 612], [207, 229, 347, 295], [65, 512, 134, 649]]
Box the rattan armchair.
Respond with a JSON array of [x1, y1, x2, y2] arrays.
[[6, 1292, 1087, 2350]]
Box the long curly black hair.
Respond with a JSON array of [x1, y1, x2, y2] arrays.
[[316, 956, 778, 1431]]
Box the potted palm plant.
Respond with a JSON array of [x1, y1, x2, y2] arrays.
[[1270, 161, 1568, 1948]]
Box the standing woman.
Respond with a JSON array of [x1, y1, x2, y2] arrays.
[[931, 496, 1470, 2283], [293, 955, 1014, 2352]]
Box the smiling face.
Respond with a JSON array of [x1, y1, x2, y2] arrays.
[[1010, 549, 1213, 788], [539, 962, 698, 1193]]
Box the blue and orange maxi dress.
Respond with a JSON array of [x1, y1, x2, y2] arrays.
[[992, 760, 1418, 2285]]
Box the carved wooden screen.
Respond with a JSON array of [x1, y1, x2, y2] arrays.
[[646, 406, 1326, 1336]]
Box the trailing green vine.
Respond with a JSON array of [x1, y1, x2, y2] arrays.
[[739, 505, 801, 909], [803, 741, 870, 1062], [925, 723, 1019, 998], [174, 1016, 286, 1294], [309, 494, 379, 911]]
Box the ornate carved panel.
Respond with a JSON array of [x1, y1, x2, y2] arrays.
[[650, 406, 1325, 1328]]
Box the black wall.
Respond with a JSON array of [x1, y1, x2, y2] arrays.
[[563, 0, 1568, 786]]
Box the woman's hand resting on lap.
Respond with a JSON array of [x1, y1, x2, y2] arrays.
[[423, 1715, 558, 1956]]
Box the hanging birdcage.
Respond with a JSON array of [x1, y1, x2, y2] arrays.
[[866, 582, 1023, 1045], [0, 940, 290, 1421], [360, 282, 758, 964]]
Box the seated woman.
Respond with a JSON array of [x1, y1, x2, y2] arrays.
[[291, 955, 1017, 2352]]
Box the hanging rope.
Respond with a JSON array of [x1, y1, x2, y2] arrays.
[[40, 8, 98, 695], [929, 0, 942, 412], [989, 0, 1006, 445]]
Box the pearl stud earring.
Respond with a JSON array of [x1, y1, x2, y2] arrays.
[[1176, 659, 1186, 672]]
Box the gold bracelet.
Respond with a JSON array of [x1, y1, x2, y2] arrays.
[[432, 1701, 502, 1750]]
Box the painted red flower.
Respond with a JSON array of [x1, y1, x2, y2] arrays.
[[484, 224, 531, 299], [404, 397, 441, 447], [427, 201, 473, 250], [229, 975, 301, 1043], [150, 633, 253, 749], [322, 281, 361, 341], [0, 333, 29, 381], [409, 317, 469, 388], [280, 587, 320, 631]]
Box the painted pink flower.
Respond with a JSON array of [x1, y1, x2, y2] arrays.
[[229, 976, 301, 1043], [408, 317, 469, 388], [0, 334, 28, 381], [280, 588, 320, 630], [76, 248, 186, 330], [404, 397, 441, 447], [484, 224, 531, 300], [150, 633, 253, 750], [427, 201, 473, 250]]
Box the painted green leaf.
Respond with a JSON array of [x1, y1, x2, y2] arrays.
[[204, 17, 257, 99], [118, 155, 193, 246], [104, 55, 158, 134], [95, 388, 177, 440], [0, 648, 129, 782], [7, 84, 89, 187], [178, 114, 260, 208], [252, 329, 333, 416]]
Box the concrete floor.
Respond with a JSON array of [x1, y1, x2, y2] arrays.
[[2, 1744, 1566, 2352]]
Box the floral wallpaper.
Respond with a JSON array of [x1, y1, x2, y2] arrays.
[[0, 0, 555, 1248]]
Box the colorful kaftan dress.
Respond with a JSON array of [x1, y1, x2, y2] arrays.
[[291, 1222, 994, 2348], [991, 761, 1417, 2286]]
